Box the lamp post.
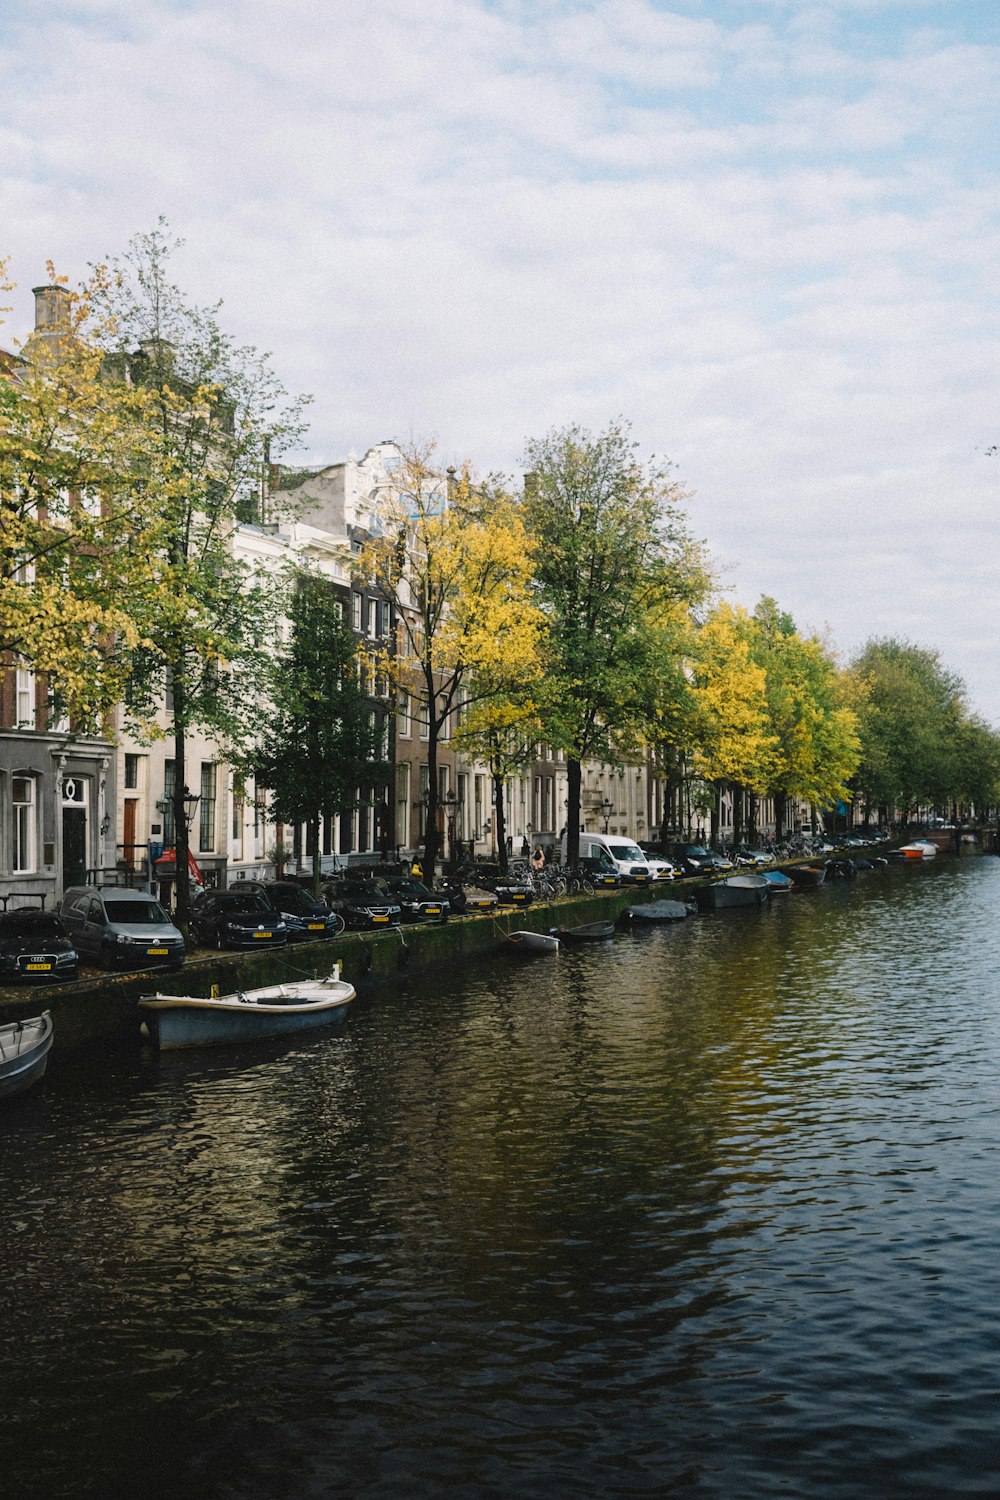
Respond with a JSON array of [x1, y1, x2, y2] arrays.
[[442, 790, 459, 875], [600, 798, 614, 833]]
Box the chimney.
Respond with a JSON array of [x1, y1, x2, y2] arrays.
[[32, 284, 73, 334]]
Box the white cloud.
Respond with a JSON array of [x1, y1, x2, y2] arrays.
[[2, 0, 999, 715]]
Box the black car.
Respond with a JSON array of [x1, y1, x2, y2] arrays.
[[191, 890, 288, 950], [0, 908, 79, 984], [241, 881, 345, 941], [322, 878, 401, 931], [667, 844, 734, 877], [578, 856, 622, 890], [381, 877, 449, 923]]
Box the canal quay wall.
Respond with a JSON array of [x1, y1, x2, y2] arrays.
[[2, 837, 986, 1050], [0, 887, 636, 1049]]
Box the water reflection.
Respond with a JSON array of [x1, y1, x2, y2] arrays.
[[4, 858, 1000, 1497]]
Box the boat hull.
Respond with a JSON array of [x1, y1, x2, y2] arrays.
[[622, 901, 690, 922], [556, 922, 616, 943], [0, 1011, 53, 1099], [510, 930, 560, 953], [697, 875, 770, 912], [785, 864, 827, 888], [139, 979, 355, 1050]]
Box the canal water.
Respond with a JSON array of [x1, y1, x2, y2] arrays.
[[4, 856, 1000, 1499]]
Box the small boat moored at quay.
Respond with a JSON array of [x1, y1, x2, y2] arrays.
[[509, 930, 560, 954], [555, 921, 616, 944], [139, 971, 355, 1050], [785, 864, 827, 888], [898, 840, 938, 860], [696, 874, 770, 912], [621, 900, 691, 923], [763, 870, 794, 893], [0, 1010, 53, 1099]]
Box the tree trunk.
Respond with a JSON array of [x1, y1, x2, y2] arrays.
[[311, 814, 321, 896], [565, 757, 582, 866], [710, 782, 721, 848], [172, 686, 191, 933], [493, 766, 508, 873], [423, 701, 440, 875], [733, 785, 744, 849]]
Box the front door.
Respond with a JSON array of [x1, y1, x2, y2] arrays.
[[62, 807, 87, 888], [123, 798, 138, 870]]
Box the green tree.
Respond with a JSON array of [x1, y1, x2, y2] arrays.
[[248, 571, 386, 893], [92, 221, 309, 926], [522, 420, 709, 867], [849, 638, 966, 821]]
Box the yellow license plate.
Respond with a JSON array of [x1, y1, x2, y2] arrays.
[[373, 915, 389, 924], [254, 931, 273, 939], [307, 923, 325, 930], [426, 907, 441, 916], [147, 948, 168, 956], [26, 962, 52, 971]]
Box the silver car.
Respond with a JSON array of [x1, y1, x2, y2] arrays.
[[60, 886, 186, 970]]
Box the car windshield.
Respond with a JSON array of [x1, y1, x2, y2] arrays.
[[218, 893, 270, 914], [611, 844, 644, 862], [687, 846, 710, 857], [269, 887, 322, 913], [104, 900, 170, 924], [393, 880, 431, 898], [342, 881, 389, 900], [0, 911, 65, 940]]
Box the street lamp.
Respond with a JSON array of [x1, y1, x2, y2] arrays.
[[442, 790, 459, 873], [599, 798, 614, 832], [181, 786, 201, 829]]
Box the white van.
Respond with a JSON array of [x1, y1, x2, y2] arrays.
[[562, 832, 672, 883]]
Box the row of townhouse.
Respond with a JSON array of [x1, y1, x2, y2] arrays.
[[1, 290, 813, 910]]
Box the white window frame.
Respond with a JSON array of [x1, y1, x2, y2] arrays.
[[12, 775, 37, 873]]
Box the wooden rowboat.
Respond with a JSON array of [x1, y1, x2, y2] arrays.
[[509, 930, 560, 954], [555, 921, 616, 944], [139, 972, 355, 1050]]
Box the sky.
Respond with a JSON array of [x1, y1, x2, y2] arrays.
[[2, 1, 998, 717]]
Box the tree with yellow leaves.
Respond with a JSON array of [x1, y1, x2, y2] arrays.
[[354, 444, 542, 873], [749, 597, 860, 837], [0, 261, 168, 728], [688, 603, 779, 843]]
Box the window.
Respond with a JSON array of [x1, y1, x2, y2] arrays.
[[162, 760, 176, 844], [124, 754, 139, 790], [367, 598, 378, 637], [351, 592, 362, 630], [12, 776, 36, 873], [15, 667, 35, 729], [199, 763, 217, 853], [398, 690, 411, 738]]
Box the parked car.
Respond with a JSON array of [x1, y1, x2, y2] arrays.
[[380, 877, 449, 923], [322, 877, 401, 931], [666, 844, 734, 877], [60, 886, 186, 970], [578, 856, 622, 890], [190, 889, 288, 950], [239, 881, 344, 941], [561, 831, 660, 884], [0, 907, 79, 983]]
